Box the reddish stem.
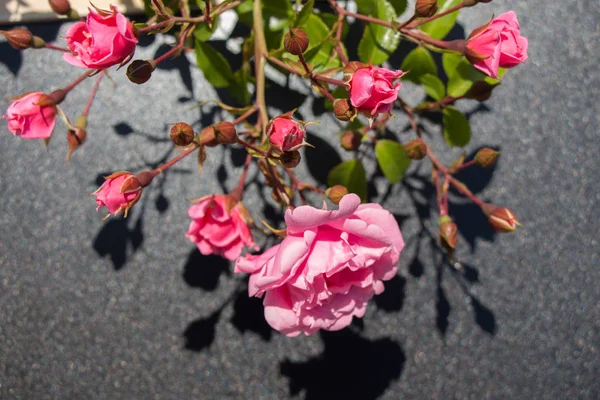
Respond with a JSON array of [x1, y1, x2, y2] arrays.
[[230, 154, 252, 201], [153, 144, 199, 175], [62, 70, 92, 94], [407, 3, 465, 29], [82, 71, 104, 117], [153, 25, 194, 65], [44, 43, 70, 52], [232, 106, 258, 125]]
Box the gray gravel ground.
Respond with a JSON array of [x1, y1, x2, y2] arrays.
[[0, 1, 598, 399]]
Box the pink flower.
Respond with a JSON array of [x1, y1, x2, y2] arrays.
[[235, 194, 404, 336], [466, 11, 528, 78], [268, 116, 305, 152], [63, 5, 138, 69], [348, 66, 403, 116], [94, 172, 142, 217], [186, 195, 258, 261], [3, 92, 56, 139]]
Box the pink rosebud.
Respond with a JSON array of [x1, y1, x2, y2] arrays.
[[466, 11, 528, 78], [235, 193, 404, 336], [186, 195, 258, 261], [348, 66, 403, 116], [268, 116, 305, 152], [3, 92, 56, 139], [93, 172, 143, 217], [63, 5, 138, 69]]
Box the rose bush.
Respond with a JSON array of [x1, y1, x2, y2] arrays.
[[2, 92, 56, 139], [235, 194, 404, 336], [348, 66, 403, 116], [186, 195, 257, 261], [64, 5, 138, 69]]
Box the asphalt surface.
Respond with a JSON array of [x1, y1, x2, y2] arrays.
[[0, 1, 598, 399]]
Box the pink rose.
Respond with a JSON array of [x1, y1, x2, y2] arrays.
[[64, 5, 138, 69], [466, 11, 528, 78], [94, 172, 142, 217], [268, 116, 305, 152], [348, 66, 403, 116], [3, 92, 56, 139], [186, 195, 258, 261], [235, 194, 404, 336]]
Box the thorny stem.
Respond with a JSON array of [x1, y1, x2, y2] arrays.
[[231, 105, 259, 125], [265, 55, 346, 87], [236, 138, 268, 157], [82, 71, 104, 117], [407, 3, 466, 29], [334, 14, 349, 64], [451, 160, 476, 173], [416, 95, 462, 112], [297, 52, 336, 102], [152, 143, 199, 175], [62, 70, 93, 94], [153, 24, 194, 64], [44, 43, 69, 52], [230, 154, 252, 201], [253, 0, 269, 140]]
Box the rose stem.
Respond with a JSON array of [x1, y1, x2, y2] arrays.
[[152, 144, 199, 175], [253, 0, 269, 141], [230, 154, 252, 201], [265, 55, 346, 87], [44, 43, 70, 52], [297, 52, 337, 102], [153, 24, 194, 65], [82, 71, 104, 117], [62, 70, 93, 94], [406, 3, 466, 29]]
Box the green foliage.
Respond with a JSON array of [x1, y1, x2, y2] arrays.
[[375, 140, 412, 184], [443, 53, 503, 97], [443, 106, 471, 147], [289, 14, 341, 72], [420, 0, 462, 39], [401, 47, 437, 83], [235, 0, 254, 26], [357, 0, 401, 65], [293, 0, 314, 28], [419, 74, 445, 101], [389, 0, 407, 16], [193, 16, 219, 42], [328, 159, 368, 202], [262, 0, 294, 20]]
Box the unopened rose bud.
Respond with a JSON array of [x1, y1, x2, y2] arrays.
[[66, 127, 87, 160], [326, 185, 348, 204], [405, 138, 427, 160], [127, 60, 156, 84], [463, 0, 492, 7], [466, 80, 498, 101], [340, 131, 361, 152], [474, 148, 499, 167], [482, 204, 520, 232], [343, 61, 365, 82], [333, 99, 357, 122], [214, 121, 238, 144], [1, 28, 44, 50], [268, 115, 305, 152], [170, 122, 194, 146], [284, 28, 309, 56], [93, 172, 143, 218], [280, 150, 301, 168], [415, 0, 438, 18], [439, 215, 458, 249], [199, 126, 219, 147], [48, 0, 79, 18]]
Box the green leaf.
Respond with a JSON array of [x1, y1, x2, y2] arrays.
[[375, 139, 412, 184], [299, 14, 340, 71], [389, 0, 407, 16], [419, 74, 445, 101], [420, 0, 462, 39], [228, 68, 251, 104], [294, 0, 314, 28], [320, 13, 349, 40], [193, 16, 219, 42], [235, 0, 254, 26], [195, 41, 235, 88], [442, 52, 462, 78], [263, 0, 294, 20], [357, 0, 400, 65], [443, 106, 471, 147], [327, 159, 368, 202], [401, 47, 437, 83]]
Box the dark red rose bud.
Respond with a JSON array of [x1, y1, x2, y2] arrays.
[[404, 138, 427, 160], [340, 131, 361, 152], [66, 127, 87, 160], [0, 28, 44, 50], [326, 185, 348, 205], [333, 99, 357, 122], [127, 60, 156, 84], [170, 122, 195, 146], [415, 0, 438, 18], [284, 28, 309, 56], [199, 126, 219, 147], [280, 150, 301, 168], [213, 121, 238, 144], [48, 0, 75, 16], [474, 148, 500, 167], [439, 215, 458, 250]]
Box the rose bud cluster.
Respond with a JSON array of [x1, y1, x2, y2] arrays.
[[186, 194, 258, 261], [3, 92, 57, 139], [466, 11, 528, 78], [235, 194, 404, 336], [94, 171, 154, 218], [346, 63, 403, 117], [64, 5, 138, 69], [267, 114, 306, 152]]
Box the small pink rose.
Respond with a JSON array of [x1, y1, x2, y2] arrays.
[[268, 117, 305, 152], [348, 66, 403, 116], [94, 172, 142, 217], [3, 92, 56, 139], [235, 194, 405, 336], [186, 195, 258, 261], [466, 11, 528, 78], [64, 5, 138, 69]]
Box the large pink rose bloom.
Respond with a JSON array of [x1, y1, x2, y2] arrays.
[[186, 195, 258, 261], [3, 92, 56, 139], [64, 5, 138, 69], [466, 11, 528, 78], [348, 66, 403, 116], [235, 194, 404, 336], [94, 172, 142, 217]]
